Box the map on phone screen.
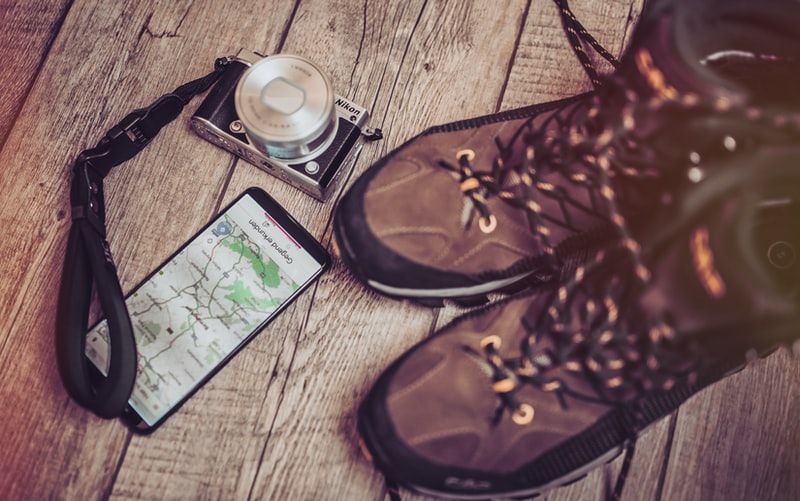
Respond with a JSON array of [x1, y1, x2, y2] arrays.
[[85, 194, 322, 425]]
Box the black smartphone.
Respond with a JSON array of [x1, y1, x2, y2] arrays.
[[84, 187, 329, 433]]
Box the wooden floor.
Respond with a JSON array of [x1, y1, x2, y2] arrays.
[[0, 0, 797, 499]]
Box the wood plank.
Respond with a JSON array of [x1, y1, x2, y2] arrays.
[[0, 0, 71, 149], [0, 0, 295, 498], [661, 351, 800, 501], [501, 0, 636, 111]]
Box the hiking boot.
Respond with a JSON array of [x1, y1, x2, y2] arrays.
[[355, 0, 800, 496], [358, 141, 800, 500], [333, 0, 617, 307], [333, 0, 800, 306]]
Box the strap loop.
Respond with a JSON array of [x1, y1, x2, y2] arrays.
[[56, 59, 229, 418]]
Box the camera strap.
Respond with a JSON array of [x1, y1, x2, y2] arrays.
[[56, 58, 231, 418]]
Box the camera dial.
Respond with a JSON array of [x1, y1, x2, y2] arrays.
[[767, 240, 796, 270], [235, 54, 336, 160]]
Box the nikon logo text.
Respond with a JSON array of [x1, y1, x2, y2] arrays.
[[335, 98, 361, 116]]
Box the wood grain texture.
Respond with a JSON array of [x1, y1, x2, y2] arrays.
[[110, 0, 435, 498], [501, 0, 632, 110], [0, 0, 71, 149], [661, 351, 800, 501], [0, 0, 295, 498]]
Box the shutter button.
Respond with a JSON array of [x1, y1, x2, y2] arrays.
[[304, 161, 320, 175]]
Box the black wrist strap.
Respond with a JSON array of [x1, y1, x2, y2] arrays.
[[56, 58, 230, 418]]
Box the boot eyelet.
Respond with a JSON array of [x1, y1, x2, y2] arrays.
[[516, 360, 537, 377], [723, 135, 737, 152], [512, 403, 535, 425], [479, 214, 497, 234], [492, 378, 516, 394], [480, 334, 502, 350], [687, 166, 704, 183], [456, 149, 476, 162]]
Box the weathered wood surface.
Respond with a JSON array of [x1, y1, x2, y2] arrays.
[[661, 352, 800, 501], [0, 0, 71, 148], [0, 0, 297, 498], [0, 1, 796, 500]]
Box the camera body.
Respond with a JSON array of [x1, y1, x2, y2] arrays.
[[191, 49, 371, 200]]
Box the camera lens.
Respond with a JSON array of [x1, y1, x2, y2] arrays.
[[767, 241, 796, 269], [235, 54, 337, 160]]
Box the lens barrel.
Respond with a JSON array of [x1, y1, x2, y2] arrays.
[[235, 54, 336, 160]]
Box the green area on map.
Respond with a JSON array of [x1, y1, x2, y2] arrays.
[[223, 279, 287, 311], [222, 237, 282, 288]]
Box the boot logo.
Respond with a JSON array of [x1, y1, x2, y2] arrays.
[[690, 227, 726, 299], [444, 477, 492, 490], [635, 49, 679, 100]]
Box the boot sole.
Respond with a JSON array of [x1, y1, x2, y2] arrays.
[[408, 445, 623, 500]]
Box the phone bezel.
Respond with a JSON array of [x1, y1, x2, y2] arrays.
[[87, 187, 329, 433]]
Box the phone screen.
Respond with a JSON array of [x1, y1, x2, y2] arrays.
[[85, 192, 325, 427]]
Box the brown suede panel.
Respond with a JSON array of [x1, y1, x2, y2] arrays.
[[385, 294, 613, 472], [364, 118, 542, 275], [389, 349, 445, 395], [362, 104, 605, 275], [413, 432, 482, 467]]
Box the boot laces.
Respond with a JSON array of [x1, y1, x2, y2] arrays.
[[438, 0, 624, 251], [469, 90, 800, 498], [475, 65, 800, 422], [465, 1, 800, 498]]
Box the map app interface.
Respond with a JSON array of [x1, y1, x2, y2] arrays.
[[86, 194, 323, 425]]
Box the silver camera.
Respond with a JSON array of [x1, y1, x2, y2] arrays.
[[191, 49, 381, 200]]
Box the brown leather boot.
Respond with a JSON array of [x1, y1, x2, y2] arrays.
[[334, 0, 626, 307], [358, 143, 800, 499], [333, 0, 800, 306], [356, 0, 800, 498]]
